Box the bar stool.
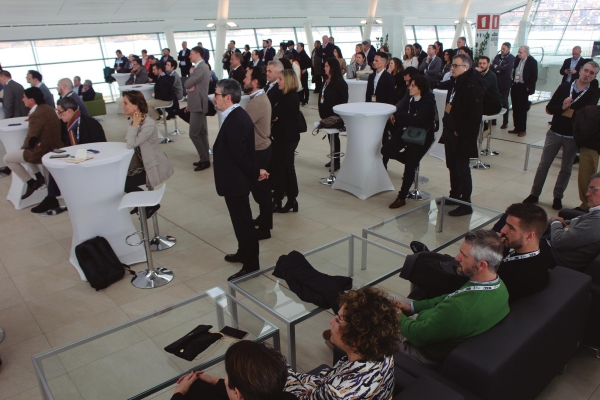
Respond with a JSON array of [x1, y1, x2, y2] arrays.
[[470, 120, 491, 170], [407, 165, 431, 200], [314, 122, 344, 185], [146, 183, 176, 252], [481, 108, 507, 157], [118, 184, 174, 289], [154, 102, 175, 144], [168, 115, 185, 136]]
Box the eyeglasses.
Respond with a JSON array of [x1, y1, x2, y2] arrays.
[[214, 92, 224, 97], [55, 109, 67, 115], [451, 64, 467, 69], [588, 186, 600, 193]]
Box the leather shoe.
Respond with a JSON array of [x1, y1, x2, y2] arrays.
[[552, 198, 562, 210], [389, 198, 406, 209], [508, 129, 519, 134], [227, 267, 259, 281], [500, 124, 508, 129], [410, 241, 430, 254], [194, 161, 211, 171], [522, 195, 539, 204], [21, 178, 44, 200], [518, 131, 526, 137], [448, 205, 473, 217], [224, 253, 242, 263], [31, 196, 60, 214], [256, 229, 271, 240]]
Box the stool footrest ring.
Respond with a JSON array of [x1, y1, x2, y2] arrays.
[[125, 231, 144, 246]]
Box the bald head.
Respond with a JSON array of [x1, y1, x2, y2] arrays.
[[573, 46, 582, 59], [518, 46, 530, 60], [57, 78, 74, 96]]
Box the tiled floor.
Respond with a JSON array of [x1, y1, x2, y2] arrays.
[[0, 91, 598, 399]]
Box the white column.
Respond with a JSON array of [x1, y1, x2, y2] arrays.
[[383, 15, 406, 59], [362, 0, 379, 42], [514, 0, 535, 50], [452, 0, 471, 48], [214, 0, 230, 80], [303, 22, 314, 55], [164, 27, 178, 71]]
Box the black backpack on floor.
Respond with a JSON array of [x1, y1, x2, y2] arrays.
[[75, 236, 134, 291]]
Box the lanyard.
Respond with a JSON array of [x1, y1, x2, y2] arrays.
[[448, 89, 456, 104], [445, 282, 501, 300], [321, 81, 328, 97], [569, 80, 590, 106], [503, 249, 540, 262]]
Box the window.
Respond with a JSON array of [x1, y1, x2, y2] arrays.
[[414, 26, 437, 44], [0, 41, 35, 66], [255, 28, 295, 50], [225, 29, 257, 51], [34, 37, 101, 64]]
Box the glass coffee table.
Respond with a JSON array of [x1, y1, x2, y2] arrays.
[[228, 234, 407, 370], [363, 196, 503, 254], [32, 287, 279, 400]]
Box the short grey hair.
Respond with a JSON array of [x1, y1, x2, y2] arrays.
[[57, 96, 78, 112], [216, 79, 242, 104], [58, 78, 73, 90], [458, 36, 467, 43], [584, 60, 600, 72], [453, 53, 472, 68], [362, 39, 371, 45], [268, 60, 284, 72], [520, 46, 530, 55], [464, 229, 504, 273], [84, 79, 93, 86], [591, 172, 600, 181]]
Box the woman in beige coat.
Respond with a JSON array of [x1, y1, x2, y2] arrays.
[[121, 90, 174, 218]]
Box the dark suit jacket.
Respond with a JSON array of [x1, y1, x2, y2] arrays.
[[250, 60, 265, 68], [230, 66, 246, 85], [22, 104, 63, 164], [321, 44, 335, 64], [81, 87, 96, 102], [212, 107, 259, 197], [366, 70, 396, 105], [60, 115, 107, 146], [259, 48, 275, 63], [202, 48, 210, 62], [114, 55, 131, 73], [222, 49, 241, 70], [266, 82, 283, 108], [154, 74, 175, 102], [492, 53, 516, 90], [318, 77, 349, 119], [160, 55, 175, 64], [297, 50, 312, 70], [417, 51, 427, 66], [364, 48, 376, 67], [560, 57, 588, 83], [512, 55, 538, 93], [272, 91, 300, 143], [177, 49, 191, 66], [3, 80, 28, 118]]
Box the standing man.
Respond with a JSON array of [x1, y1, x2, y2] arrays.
[[250, 50, 264, 68], [212, 79, 269, 281], [321, 35, 334, 67], [265, 60, 284, 107], [178, 41, 192, 77], [561, 46, 586, 84], [229, 53, 245, 85], [414, 43, 427, 66], [492, 42, 516, 128], [222, 41, 241, 75], [476, 56, 502, 116], [0, 70, 28, 118], [523, 61, 600, 210], [160, 48, 174, 64], [73, 76, 82, 96], [185, 46, 211, 171], [286, 40, 298, 58], [455, 36, 467, 53], [509, 46, 538, 137], [297, 42, 311, 106], [57, 78, 89, 117], [418, 44, 442, 86], [166, 59, 183, 101], [441, 53, 484, 216], [244, 66, 273, 240], [114, 50, 131, 73], [328, 37, 342, 58], [362, 40, 376, 67], [26, 70, 54, 107], [259, 39, 275, 64]]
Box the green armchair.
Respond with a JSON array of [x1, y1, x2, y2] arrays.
[[84, 93, 107, 117]]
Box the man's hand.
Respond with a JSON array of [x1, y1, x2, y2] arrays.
[[550, 216, 567, 227], [184, 107, 188, 113], [562, 97, 574, 110], [173, 372, 199, 395], [187, 85, 195, 92], [258, 169, 269, 181], [389, 114, 396, 124], [393, 300, 413, 316]]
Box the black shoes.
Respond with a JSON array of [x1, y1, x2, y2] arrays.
[[448, 205, 473, 217], [410, 241, 430, 254], [500, 124, 508, 129], [145, 204, 161, 219], [224, 253, 241, 263], [194, 161, 211, 171], [0, 167, 10, 175], [273, 200, 282, 213], [227, 267, 259, 281], [523, 195, 539, 204], [278, 199, 298, 213], [552, 198, 562, 210], [31, 196, 59, 214], [22, 176, 45, 200], [256, 229, 271, 240]]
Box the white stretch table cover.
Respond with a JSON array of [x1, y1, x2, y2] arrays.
[[344, 79, 368, 103], [332, 102, 396, 200], [430, 89, 448, 163], [0, 117, 47, 209], [208, 94, 250, 125], [42, 142, 146, 280], [119, 84, 155, 99], [112, 73, 131, 87]]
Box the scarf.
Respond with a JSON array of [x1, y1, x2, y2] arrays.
[[67, 110, 81, 146]]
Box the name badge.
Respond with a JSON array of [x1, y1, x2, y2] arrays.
[[371, 95, 377, 102], [562, 108, 574, 118], [320, 95, 324, 104], [445, 104, 452, 114], [180, 61, 186, 66]]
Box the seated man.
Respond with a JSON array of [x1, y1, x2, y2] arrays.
[[3, 87, 62, 199], [80, 80, 96, 102], [31, 96, 107, 215], [125, 58, 149, 85], [396, 229, 509, 366], [165, 59, 183, 101], [147, 61, 177, 121], [171, 341, 296, 400], [542, 172, 600, 271]]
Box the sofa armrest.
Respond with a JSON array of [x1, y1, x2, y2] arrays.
[[394, 375, 465, 400]]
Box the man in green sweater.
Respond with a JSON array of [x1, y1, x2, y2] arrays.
[[396, 229, 510, 366]]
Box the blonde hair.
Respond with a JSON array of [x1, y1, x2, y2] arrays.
[[356, 43, 364, 52], [280, 69, 298, 94], [403, 45, 415, 61]]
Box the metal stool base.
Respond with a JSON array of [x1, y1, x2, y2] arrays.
[[150, 235, 177, 251], [160, 137, 175, 144], [319, 175, 336, 185], [470, 160, 490, 169], [481, 149, 499, 156], [169, 129, 185, 136], [408, 189, 431, 200], [131, 268, 174, 289]]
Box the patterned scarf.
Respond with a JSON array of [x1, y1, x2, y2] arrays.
[[67, 110, 81, 146]]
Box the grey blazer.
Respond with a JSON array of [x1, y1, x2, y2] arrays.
[[126, 117, 174, 188], [419, 56, 443, 84], [184, 61, 210, 113], [3, 80, 28, 118], [125, 66, 149, 85], [39, 83, 55, 107], [170, 71, 183, 100]]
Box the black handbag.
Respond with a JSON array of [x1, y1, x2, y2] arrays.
[[164, 324, 223, 362], [402, 126, 428, 146]]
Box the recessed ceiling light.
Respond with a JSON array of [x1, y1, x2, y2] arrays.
[[375, 19, 383, 24], [207, 23, 215, 28], [454, 20, 460, 23], [360, 20, 367, 24], [227, 21, 238, 27]]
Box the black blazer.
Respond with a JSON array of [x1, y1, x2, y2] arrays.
[[298, 50, 312, 70], [512, 56, 538, 93], [366, 70, 396, 105], [417, 51, 427, 66], [272, 91, 301, 143], [321, 44, 335, 64], [560, 57, 588, 83], [266, 82, 283, 108], [250, 60, 265, 68], [177, 49, 191, 65], [365, 48, 376, 68], [492, 53, 516, 90], [81, 87, 96, 102], [160, 55, 175, 64], [230, 66, 246, 86], [154, 74, 179, 109], [212, 107, 259, 197], [259, 48, 276, 63], [318, 77, 349, 119], [242, 51, 252, 68], [60, 115, 107, 146], [114, 56, 131, 73]]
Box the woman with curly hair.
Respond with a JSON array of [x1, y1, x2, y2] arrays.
[[285, 287, 400, 399]]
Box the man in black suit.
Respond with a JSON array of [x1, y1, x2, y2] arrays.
[[160, 48, 175, 64], [492, 42, 516, 128], [321, 35, 334, 67], [328, 37, 342, 59], [366, 52, 397, 168], [560, 46, 586, 84], [454, 37, 467, 53], [297, 42, 312, 106], [212, 79, 269, 281], [414, 43, 427, 66], [259, 39, 275, 63], [229, 53, 246, 85], [250, 50, 264, 68], [362, 40, 376, 68], [265, 60, 284, 108], [509, 46, 538, 137], [147, 62, 178, 120], [286, 40, 298, 58], [178, 41, 192, 77], [197, 42, 211, 63], [223, 40, 241, 75]]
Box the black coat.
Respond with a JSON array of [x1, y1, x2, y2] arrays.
[[321, 43, 335, 64], [442, 68, 484, 158], [242, 51, 252, 68], [297, 50, 312, 71], [114, 55, 131, 73], [272, 91, 300, 143], [229, 66, 246, 86], [393, 73, 406, 102], [366, 70, 396, 105], [259, 47, 276, 63], [417, 51, 427, 66], [574, 105, 600, 152], [212, 107, 259, 197], [81, 87, 96, 102], [318, 77, 349, 119], [364, 47, 376, 67], [266, 82, 283, 108], [154, 74, 174, 101], [547, 79, 600, 137], [177, 48, 191, 65], [560, 57, 588, 83], [60, 115, 107, 146], [480, 71, 503, 115], [160, 55, 174, 64], [492, 53, 516, 90], [512, 55, 538, 93]]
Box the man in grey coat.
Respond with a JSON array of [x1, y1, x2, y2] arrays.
[[185, 46, 211, 171], [0, 70, 28, 118], [418, 45, 442, 85], [125, 58, 149, 85], [165, 59, 183, 101], [27, 70, 55, 107]]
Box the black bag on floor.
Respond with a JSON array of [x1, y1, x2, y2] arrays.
[[75, 236, 133, 291]]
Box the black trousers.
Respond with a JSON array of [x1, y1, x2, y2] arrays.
[[381, 121, 394, 168], [381, 134, 431, 199], [170, 379, 228, 400], [225, 195, 259, 271], [443, 131, 472, 203], [48, 174, 60, 198], [180, 65, 191, 77], [511, 83, 530, 132], [499, 87, 510, 125], [301, 71, 309, 104], [313, 74, 323, 93], [251, 146, 273, 231], [124, 171, 147, 193], [327, 133, 341, 164], [271, 140, 299, 201]]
